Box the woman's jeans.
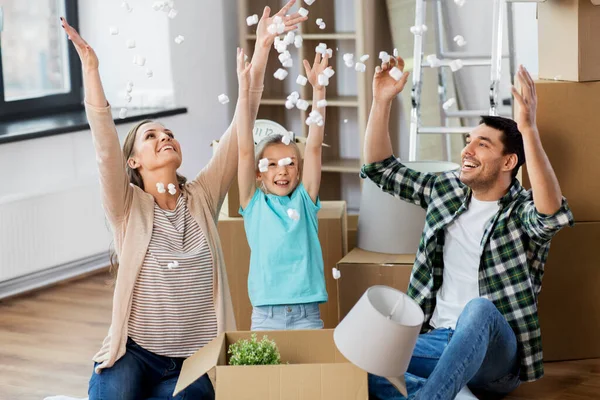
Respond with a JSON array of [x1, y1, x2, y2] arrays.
[[88, 337, 214, 400], [251, 302, 324, 331], [369, 298, 521, 400]]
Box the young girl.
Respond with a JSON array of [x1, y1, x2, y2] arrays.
[[237, 53, 330, 331]]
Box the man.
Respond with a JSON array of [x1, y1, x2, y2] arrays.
[[364, 57, 574, 399]]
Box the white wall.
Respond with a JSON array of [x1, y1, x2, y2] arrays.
[[0, 0, 238, 281], [79, 0, 175, 108]]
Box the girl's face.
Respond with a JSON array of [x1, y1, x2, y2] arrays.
[[257, 143, 300, 196]]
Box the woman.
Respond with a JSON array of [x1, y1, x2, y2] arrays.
[[60, 2, 306, 398]]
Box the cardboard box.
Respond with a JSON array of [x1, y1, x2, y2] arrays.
[[175, 329, 368, 399], [211, 138, 328, 217], [537, 222, 600, 361], [337, 248, 415, 321], [219, 201, 348, 330], [521, 80, 600, 222], [539, 0, 600, 82], [348, 214, 358, 251]]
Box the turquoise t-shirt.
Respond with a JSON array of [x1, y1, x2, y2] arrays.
[[239, 183, 328, 307]]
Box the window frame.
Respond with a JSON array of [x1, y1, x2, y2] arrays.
[[0, 0, 83, 121]]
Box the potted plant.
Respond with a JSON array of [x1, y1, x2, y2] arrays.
[[228, 333, 281, 366]]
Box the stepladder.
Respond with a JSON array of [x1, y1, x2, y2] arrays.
[[408, 0, 547, 162]]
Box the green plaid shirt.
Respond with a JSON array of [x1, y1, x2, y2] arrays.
[[361, 156, 574, 382]]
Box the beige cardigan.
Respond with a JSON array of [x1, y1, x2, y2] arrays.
[[85, 96, 258, 373]]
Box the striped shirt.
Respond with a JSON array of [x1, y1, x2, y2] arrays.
[[128, 193, 217, 358]]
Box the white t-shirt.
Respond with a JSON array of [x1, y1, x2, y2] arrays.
[[430, 196, 500, 330]]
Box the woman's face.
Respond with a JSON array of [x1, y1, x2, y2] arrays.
[[128, 122, 183, 173]]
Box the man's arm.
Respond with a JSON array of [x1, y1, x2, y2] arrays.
[[364, 57, 409, 164], [512, 65, 562, 215], [361, 56, 438, 210]]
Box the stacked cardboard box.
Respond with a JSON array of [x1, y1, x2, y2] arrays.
[[521, 0, 600, 361], [336, 248, 415, 322], [218, 201, 348, 330]]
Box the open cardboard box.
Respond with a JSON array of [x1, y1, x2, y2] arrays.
[[174, 329, 368, 399]]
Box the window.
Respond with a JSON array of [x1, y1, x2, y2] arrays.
[[0, 0, 82, 120]]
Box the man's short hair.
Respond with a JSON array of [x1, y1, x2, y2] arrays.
[[479, 115, 526, 178]]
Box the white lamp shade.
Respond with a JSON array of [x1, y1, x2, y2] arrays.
[[334, 285, 424, 379], [358, 160, 460, 255]]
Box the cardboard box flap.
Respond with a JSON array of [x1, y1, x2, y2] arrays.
[[174, 333, 226, 396], [339, 248, 415, 266]]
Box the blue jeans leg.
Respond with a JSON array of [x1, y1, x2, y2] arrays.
[[369, 329, 451, 400], [417, 298, 520, 399], [89, 338, 215, 400], [146, 371, 214, 400], [88, 348, 147, 400]]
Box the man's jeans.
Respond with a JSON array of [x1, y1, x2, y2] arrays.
[[89, 337, 214, 400], [369, 298, 521, 400]]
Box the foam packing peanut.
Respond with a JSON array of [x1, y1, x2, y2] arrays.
[[174, 35, 185, 44], [258, 158, 269, 173], [278, 157, 292, 166], [332, 267, 341, 280], [167, 183, 177, 195], [287, 208, 300, 221], [323, 67, 335, 78], [389, 66, 403, 81], [274, 68, 289, 80], [317, 73, 329, 86], [450, 59, 463, 72], [379, 51, 390, 63], [246, 14, 259, 26], [109, 26, 119, 35], [218, 94, 229, 104], [442, 98, 456, 110], [355, 62, 366, 72], [119, 108, 128, 119], [296, 99, 309, 111], [284, 31, 295, 45], [296, 75, 308, 86], [282, 131, 293, 145]]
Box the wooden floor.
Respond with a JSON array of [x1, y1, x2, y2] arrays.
[[0, 272, 599, 400]]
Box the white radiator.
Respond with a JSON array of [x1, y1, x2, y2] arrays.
[[0, 182, 112, 283]]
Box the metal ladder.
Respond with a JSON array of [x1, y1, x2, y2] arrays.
[[408, 0, 546, 161]]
